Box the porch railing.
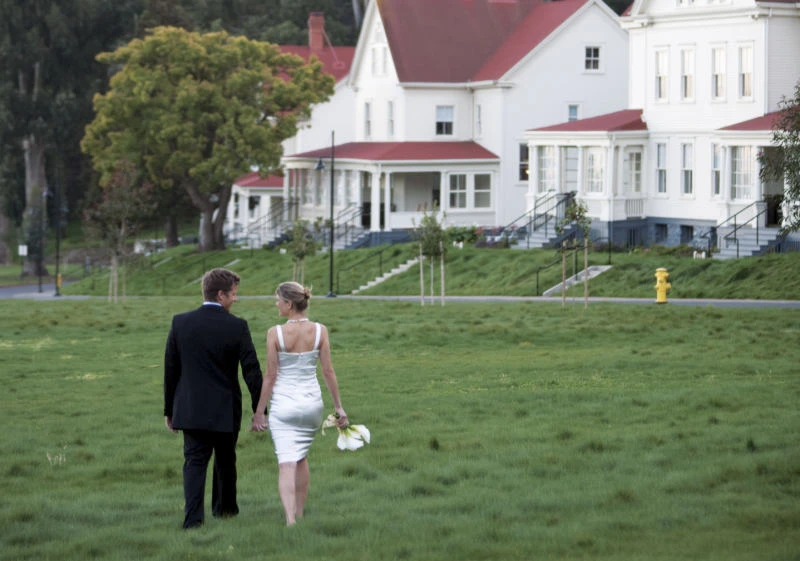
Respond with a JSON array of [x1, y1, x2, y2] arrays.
[[500, 191, 575, 248], [719, 200, 767, 259]]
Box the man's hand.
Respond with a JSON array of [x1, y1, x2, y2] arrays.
[[165, 416, 178, 434], [251, 411, 268, 432]]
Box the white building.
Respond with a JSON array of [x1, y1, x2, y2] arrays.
[[524, 0, 800, 256], [229, 0, 629, 248]]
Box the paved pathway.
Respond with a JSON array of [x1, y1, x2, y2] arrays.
[[1, 283, 798, 308]]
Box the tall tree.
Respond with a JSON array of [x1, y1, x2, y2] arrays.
[[0, 0, 142, 268], [759, 82, 800, 234], [82, 26, 334, 251]]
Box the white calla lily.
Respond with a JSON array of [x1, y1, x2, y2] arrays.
[[320, 412, 371, 451]]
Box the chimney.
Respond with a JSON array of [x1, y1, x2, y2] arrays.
[[308, 12, 325, 52]]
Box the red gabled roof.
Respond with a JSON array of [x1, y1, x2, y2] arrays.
[[279, 46, 355, 83], [473, 0, 587, 81], [530, 109, 647, 132], [286, 141, 499, 162], [234, 171, 284, 188], [719, 111, 783, 132], [379, 0, 587, 83]]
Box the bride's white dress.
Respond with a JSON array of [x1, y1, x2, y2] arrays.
[[268, 323, 325, 463]]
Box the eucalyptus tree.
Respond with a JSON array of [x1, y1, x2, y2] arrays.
[[82, 26, 334, 251], [0, 0, 141, 269]]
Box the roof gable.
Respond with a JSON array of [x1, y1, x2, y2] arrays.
[[472, 0, 589, 81], [377, 0, 545, 83], [278, 46, 355, 83]]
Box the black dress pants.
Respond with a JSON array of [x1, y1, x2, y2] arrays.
[[182, 429, 240, 529]]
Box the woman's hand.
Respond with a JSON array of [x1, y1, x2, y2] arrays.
[[251, 411, 268, 432], [334, 407, 348, 428]]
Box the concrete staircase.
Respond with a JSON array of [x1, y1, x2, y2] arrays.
[[542, 265, 613, 297], [350, 257, 420, 294], [715, 226, 782, 259]]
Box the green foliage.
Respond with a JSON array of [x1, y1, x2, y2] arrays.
[[447, 226, 479, 245], [1, 298, 799, 560], [759, 81, 800, 234], [82, 26, 335, 250], [557, 199, 592, 239], [413, 210, 449, 258]]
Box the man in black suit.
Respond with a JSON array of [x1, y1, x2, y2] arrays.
[[164, 268, 263, 529]]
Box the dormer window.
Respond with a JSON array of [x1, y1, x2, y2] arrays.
[[436, 105, 454, 135]]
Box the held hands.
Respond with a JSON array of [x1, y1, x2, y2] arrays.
[[251, 411, 268, 432]]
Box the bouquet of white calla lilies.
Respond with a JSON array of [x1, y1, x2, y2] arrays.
[[321, 413, 371, 451]]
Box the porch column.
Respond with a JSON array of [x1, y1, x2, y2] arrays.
[[724, 146, 733, 204], [554, 144, 562, 193], [529, 144, 537, 196], [384, 171, 392, 230], [753, 145, 763, 201], [370, 170, 380, 231], [576, 146, 584, 195]]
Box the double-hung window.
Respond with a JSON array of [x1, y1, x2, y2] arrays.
[[711, 46, 726, 100], [585, 46, 600, 71], [474, 174, 491, 208], [680, 48, 694, 101], [568, 104, 579, 122], [436, 105, 454, 135], [656, 143, 667, 193], [475, 104, 482, 137], [655, 50, 668, 101], [584, 148, 604, 194], [537, 147, 556, 193], [364, 102, 372, 139], [387, 101, 395, 138], [449, 174, 467, 208], [711, 144, 722, 196], [624, 149, 642, 193], [738, 45, 753, 98], [681, 143, 693, 195], [731, 146, 753, 199], [519, 144, 529, 181]]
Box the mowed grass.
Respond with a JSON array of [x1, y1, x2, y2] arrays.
[[1, 298, 799, 561]]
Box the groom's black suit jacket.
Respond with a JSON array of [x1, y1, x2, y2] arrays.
[[164, 305, 262, 433]]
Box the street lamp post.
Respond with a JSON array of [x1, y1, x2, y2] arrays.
[[38, 188, 48, 294], [327, 131, 336, 297], [54, 178, 62, 297]]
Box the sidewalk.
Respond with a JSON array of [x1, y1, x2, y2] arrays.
[[2, 283, 797, 308]]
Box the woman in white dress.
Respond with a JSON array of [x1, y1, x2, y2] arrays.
[[251, 282, 348, 526]]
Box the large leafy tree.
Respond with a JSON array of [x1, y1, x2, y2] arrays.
[[82, 26, 334, 251], [760, 82, 800, 234], [0, 0, 141, 268]]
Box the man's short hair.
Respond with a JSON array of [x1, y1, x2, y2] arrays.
[[202, 268, 240, 302]]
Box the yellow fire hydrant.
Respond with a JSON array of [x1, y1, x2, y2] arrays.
[[654, 268, 671, 304]]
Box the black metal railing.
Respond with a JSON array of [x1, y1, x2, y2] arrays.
[[719, 200, 767, 259], [500, 191, 575, 248]]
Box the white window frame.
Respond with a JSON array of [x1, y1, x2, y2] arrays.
[[655, 49, 669, 102], [680, 47, 695, 101], [473, 173, 492, 209], [537, 147, 556, 194], [711, 144, 722, 196], [436, 105, 454, 136], [519, 144, 529, 182], [475, 104, 482, 138], [584, 148, 604, 194], [387, 100, 395, 138], [680, 143, 694, 195], [731, 146, 753, 200], [584, 46, 601, 72], [656, 143, 667, 194], [738, 44, 753, 99], [623, 148, 643, 194], [449, 174, 467, 209], [364, 101, 372, 139], [568, 104, 580, 122], [711, 46, 726, 101]]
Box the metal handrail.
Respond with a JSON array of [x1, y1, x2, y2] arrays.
[[720, 200, 767, 259], [499, 191, 573, 248]]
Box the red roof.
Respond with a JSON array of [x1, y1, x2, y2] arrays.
[[234, 171, 284, 188], [378, 0, 587, 83], [286, 142, 499, 162], [719, 111, 783, 132], [279, 46, 355, 83], [531, 109, 647, 132], [474, 0, 587, 81]]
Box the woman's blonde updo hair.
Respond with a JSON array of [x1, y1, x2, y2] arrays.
[[276, 281, 311, 312]]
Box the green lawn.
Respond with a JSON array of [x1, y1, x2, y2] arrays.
[[1, 298, 798, 560]]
